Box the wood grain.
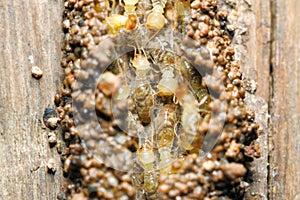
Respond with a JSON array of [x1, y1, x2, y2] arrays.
[[0, 0, 64, 199], [269, 0, 300, 199], [241, 0, 271, 199]]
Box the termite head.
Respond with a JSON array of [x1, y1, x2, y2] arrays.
[[124, 0, 139, 5], [106, 14, 127, 34], [125, 14, 138, 30], [146, 3, 166, 31], [146, 11, 166, 30], [131, 54, 151, 76], [158, 68, 178, 96], [137, 142, 155, 166], [124, 0, 139, 13]]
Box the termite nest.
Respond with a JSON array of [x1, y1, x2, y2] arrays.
[[52, 0, 261, 199]]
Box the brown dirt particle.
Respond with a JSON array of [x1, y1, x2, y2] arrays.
[[225, 140, 241, 158], [159, 184, 171, 194], [48, 132, 57, 145], [198, 22, 210, 37], [31, 66, 43, 79], [46, 158, 56, 174], [45, 117, 60, 130], [221, 163, 247, 180], [191, 0, 201, 9], [202, 160, 215, 172]]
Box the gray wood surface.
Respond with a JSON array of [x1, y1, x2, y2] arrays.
[[0, 0, 64, 199], [269, 0, 300, 199], [242, 0, 270, 199]]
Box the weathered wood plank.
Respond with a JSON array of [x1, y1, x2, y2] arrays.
[[0, 0, 64, 199], [233, 0, 271, 199], [270, 0, 300, 199]]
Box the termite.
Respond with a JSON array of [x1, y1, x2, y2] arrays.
[[153, 103, 178, 173], [106, 0, 139, 33], [176, 82, 206, 153], [146, 0, 168, 30], [136, 142, 158, 197], [131, 52, 155, 125]]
